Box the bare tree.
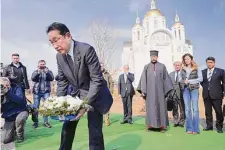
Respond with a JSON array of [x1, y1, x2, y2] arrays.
[[90, 21, 116, 69]]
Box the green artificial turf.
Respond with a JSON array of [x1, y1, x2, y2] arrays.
[[16, 114, 225, 150]]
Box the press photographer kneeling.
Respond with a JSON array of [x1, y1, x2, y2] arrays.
[[1, 77, 28, 144]]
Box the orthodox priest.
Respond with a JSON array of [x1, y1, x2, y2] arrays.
[[137, 50, 173, 132]]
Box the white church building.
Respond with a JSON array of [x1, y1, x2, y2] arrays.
[[122, 0, 193, 87]]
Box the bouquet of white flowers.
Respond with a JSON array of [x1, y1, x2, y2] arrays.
[[39, 95, 91, 121]]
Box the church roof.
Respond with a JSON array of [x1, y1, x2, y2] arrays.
[[144, 9, 163, 18], [133, 23, 142, 28], [123, 41, 132, 47], [172, 22, 183, 28], [185, 39, 192, 45]]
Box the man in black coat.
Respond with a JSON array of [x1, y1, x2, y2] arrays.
[[2, 53, 30, 99], [118, 65, 135, 124], [47, 22, 113, 150], [201, 57, 225, 133]]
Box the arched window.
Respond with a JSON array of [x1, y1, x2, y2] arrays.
[[137, 31, 140, 40], [179, 29, 181, 40]]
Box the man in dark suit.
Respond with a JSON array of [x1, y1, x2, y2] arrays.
[[169, 61, 185, 127], [46, 22, 113, 150], [201, 57, 225, 133], [118, 65, 135, 124]]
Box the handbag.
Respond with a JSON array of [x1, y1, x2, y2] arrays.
[[166, 90, 176, 111], [188, 83, 200, 90]]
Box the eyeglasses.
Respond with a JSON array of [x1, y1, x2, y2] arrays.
[[49, 35, 64, 46]]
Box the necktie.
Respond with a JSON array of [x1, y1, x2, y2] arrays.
[[175, 71, 179, 83], [66, 54, 74, 72], [208, 70, 212, 82]]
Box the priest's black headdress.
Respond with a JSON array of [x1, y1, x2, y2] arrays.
[[150, 50, 159, 56]]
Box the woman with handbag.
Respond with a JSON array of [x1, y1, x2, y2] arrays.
[[180, 53, 203, 135]]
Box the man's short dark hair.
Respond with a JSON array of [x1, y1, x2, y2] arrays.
[[38, 60, 46, 63], [206, 57, 215, 62], [46, 22, 70, 35], [12, 53, 19, 57]]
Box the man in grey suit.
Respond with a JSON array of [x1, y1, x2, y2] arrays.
[[169, 61, 185, 127], [118, 65, 135, 124], [47, 22, 113, 150]]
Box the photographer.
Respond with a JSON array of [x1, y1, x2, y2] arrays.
[[2, 53, 30, 99], [31, 60, 54, 128], [1, 77, 28, 144]]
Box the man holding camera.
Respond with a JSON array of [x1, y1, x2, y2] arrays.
[[31, 60, 54, 128], [1, 77, 28, 144], [2, 53, 30, 99]]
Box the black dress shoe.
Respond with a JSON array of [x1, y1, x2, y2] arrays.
[[120, 120, 128, 124], [174, 124, 179, 127], [203, 127, 213, 131], [43, 122, 52, 128], [179, 124, 184, 127], [217, 129, 223, 133], [32, 122, 38, 129], [16, 136, 24, 143], [128, 120, 133, 124]]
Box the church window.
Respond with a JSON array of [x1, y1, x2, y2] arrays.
[[179, 29, 181, 40], [137, 31, 140, 40]]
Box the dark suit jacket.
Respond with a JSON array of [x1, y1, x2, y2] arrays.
[[118, 73, 135, 98], [56, 40, 113, 114], [201, 68, 225, 100]]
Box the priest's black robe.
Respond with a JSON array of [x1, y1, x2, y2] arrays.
[[137, 62, 173, 128]]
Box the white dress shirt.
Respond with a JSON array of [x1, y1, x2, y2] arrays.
[[67, 41, 74, 62], [175, 71, 181, 82], [207, 67, 215, 81], [207, 67, 215, 78], [124, 73, 127, 83]]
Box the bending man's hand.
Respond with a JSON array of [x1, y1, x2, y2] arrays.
[[70, 105, 94, 121]]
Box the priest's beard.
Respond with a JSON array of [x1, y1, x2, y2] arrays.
[[151, 60, 157, 64]]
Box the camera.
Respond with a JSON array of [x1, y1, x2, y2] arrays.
[[39, 66, 46, 69]]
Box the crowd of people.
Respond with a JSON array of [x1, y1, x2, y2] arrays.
[[0, 22, 225, 150]]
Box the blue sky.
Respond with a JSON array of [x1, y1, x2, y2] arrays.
[[1, 0, 225, 77]]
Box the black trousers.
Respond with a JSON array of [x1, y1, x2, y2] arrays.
[[59, 110, 104, 150], [122, 94, 133, 121], [203, 95, 224, 130], [172, 96, 185, 125]]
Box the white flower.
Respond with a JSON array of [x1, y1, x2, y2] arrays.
[[39, 95, 88, 116]]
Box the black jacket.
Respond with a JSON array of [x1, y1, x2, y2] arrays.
[[2, 62, 29, 89], [201, 68, 225, 100], [118, 73, 135, 98]]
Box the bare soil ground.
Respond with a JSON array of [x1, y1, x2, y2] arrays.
[[109, 88, 225, 119], [25, 88, 225, 119]]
